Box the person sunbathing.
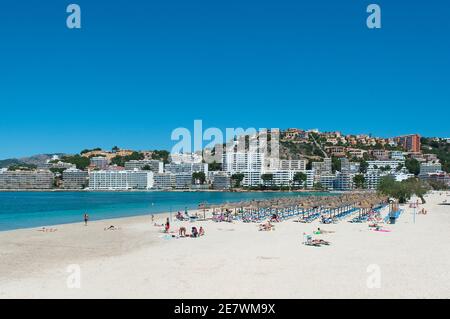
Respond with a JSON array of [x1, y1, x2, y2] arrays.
[[176, 212, 185, 221], [270, 214, 280, 223], [199, 226, 205, 236], [37, 227, 57, 232], [104, 225, 119, 231], [259, 221, 274, 231], [312, 238, 330, 245]]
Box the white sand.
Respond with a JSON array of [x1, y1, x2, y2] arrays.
[[0, 191, 449, 299]]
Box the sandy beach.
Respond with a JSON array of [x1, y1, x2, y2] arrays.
[[0, 191, 449, 299]]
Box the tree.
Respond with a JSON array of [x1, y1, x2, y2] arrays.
[[151, 150, 170, 164], [377, 176, 410, 203], [313, 182, 325, 190], [112, 146, 120, 153], [405, 158, 420, 176], [8, 163, 37, 171], [293, 172, 307, 188], [427, 180, 448, 191], [141, 165, 152, 171], [331, 156, 341, 173], [208, 161, 222, 171], [359, 160, 369, 174], [261, 173, 274, 186], [231, 173, 245, 188], [60, 155, 90, 170], [353, 174, 366, 189], [402, 178, 429, 203], [377, 176, 429, 204], [80, 148, 101, 155], [192, 172, 206, 185], [111, 152, 144, 167]]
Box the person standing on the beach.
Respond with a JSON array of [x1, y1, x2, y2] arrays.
[[165, 217, 170, 233], [84, 213, 89, 226]]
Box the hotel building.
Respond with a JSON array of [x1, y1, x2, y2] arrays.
[[0, 170, 54, 190], [223, 152, 264, 187], [88, 170, 154, 190], [419, 162, 442, 178], [62, 168, 89, 189], [279, 159, 307, 171], [153, 173, 176, 189], [165, 162, 208, 174]]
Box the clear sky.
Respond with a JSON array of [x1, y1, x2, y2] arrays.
[[0, 0, 449, 158]]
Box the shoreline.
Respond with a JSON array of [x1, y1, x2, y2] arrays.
[[0, 191, 336, 232]]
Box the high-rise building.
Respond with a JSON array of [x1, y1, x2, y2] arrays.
[[153, 173, 176, 189], [62, 168, 89, 189], [222, 152, 264, 187], [394, 134, 421, 153], [0, 170, 54, 189], [212, 173, 231, 190], [279, 159, 307, 171], [88, 170, 154, 190], [419, 162, 442, 178], [164, 162, 208, 174]]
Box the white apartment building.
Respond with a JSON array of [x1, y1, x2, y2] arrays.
[[223, 152, 264, 187], [153, 173, 176, 189], [241, 171, 263, 187], [311, 158, 332, 174], [319, 174, 336, 190], [89, 170, 154, 190], [271, 170, 296, 187], [364, 171, 380, 190], [390, 151, 405, 160], [0, 170, 54, 189], [279, 159, 307, 171], [419, 162, 442, 177], [62, 168, 89, 189], [175, 173, 193, 189], [165, 162, 208, 174], [367, 160, 404, 173], [223, 152, 264, 173]]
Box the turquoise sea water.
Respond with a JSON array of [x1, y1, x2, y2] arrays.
[[0, 191, 330, 231]]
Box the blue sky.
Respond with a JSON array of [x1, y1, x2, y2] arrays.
[[0, 0, 449, 158]]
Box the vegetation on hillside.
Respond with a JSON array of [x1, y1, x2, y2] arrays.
[[151, 150, 170, 164], [111, 152, 144, 167], [60, 155, 90, 170], [421, 137, 450, 173]]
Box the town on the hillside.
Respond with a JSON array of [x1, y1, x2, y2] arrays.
[[0, 129, 449, 192]]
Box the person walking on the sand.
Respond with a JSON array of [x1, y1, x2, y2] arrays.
[[84, 213, 89, 226]]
